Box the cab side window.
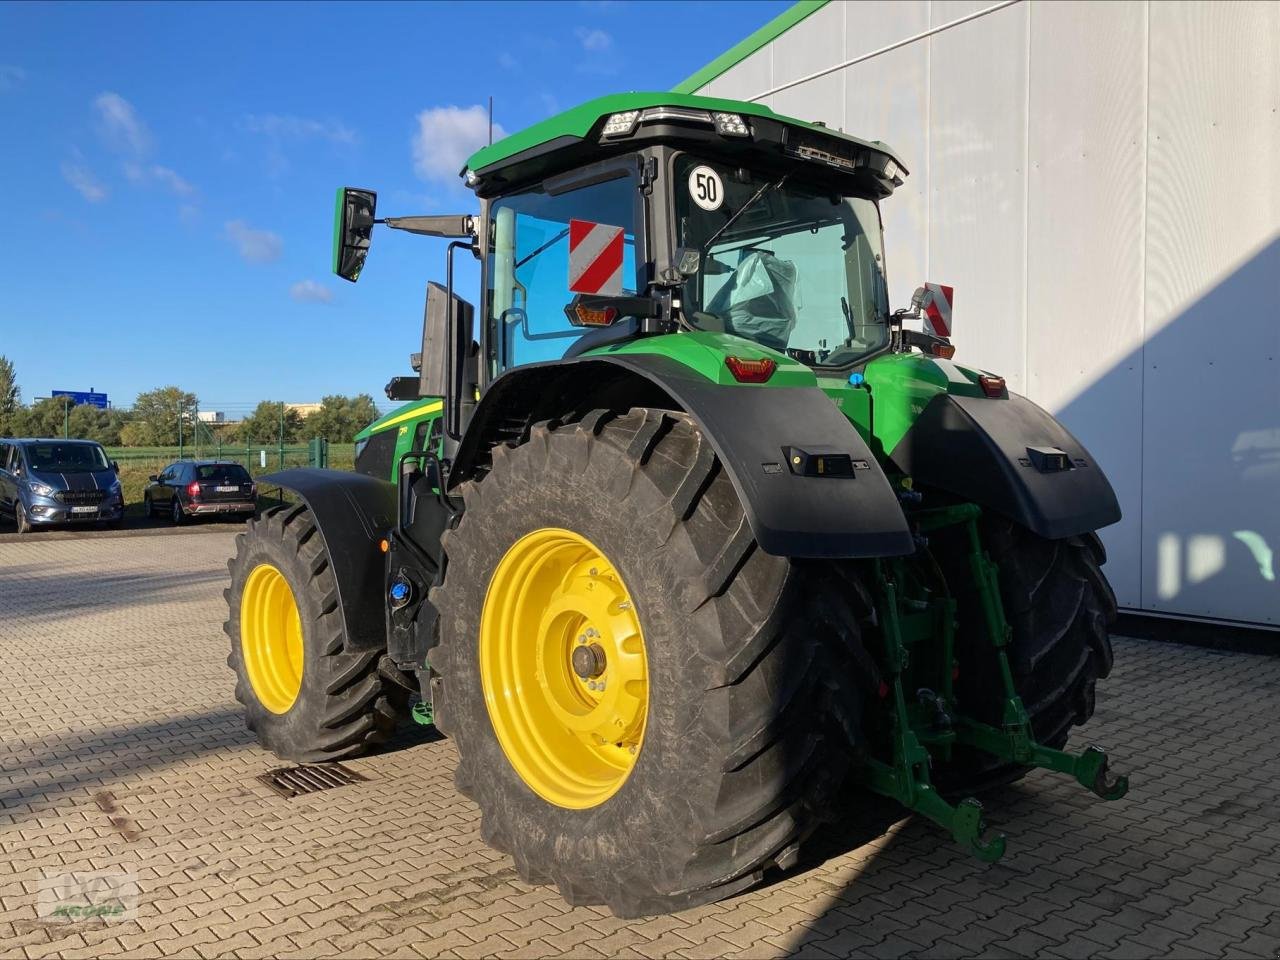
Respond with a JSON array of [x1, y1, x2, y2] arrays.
[[0, 443, 11, 473]]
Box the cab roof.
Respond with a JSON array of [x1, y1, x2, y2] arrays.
[[463, 91, 903, 180]]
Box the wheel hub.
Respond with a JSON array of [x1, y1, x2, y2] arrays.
[[480, 527, 648, 809], [571, 642, 607, 679]]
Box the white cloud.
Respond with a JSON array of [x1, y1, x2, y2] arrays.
[[243, 113, 357, 145], [0, 65, 26, 92], [225, 220, 283, 264], [124, 162, 195, 196], [413, 105, 507, 183], [290, 280, 334, 304], [61, 158, 108, 203], [94, 92, 151, 156], [574, 27, 612, 51]]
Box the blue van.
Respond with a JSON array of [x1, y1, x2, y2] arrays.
[[0, 438, 125, 533]]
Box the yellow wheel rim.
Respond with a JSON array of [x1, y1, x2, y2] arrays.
[[480, 528, 648, 809], [240, 563, 305, 714]]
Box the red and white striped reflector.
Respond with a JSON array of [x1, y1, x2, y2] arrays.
[[922, 282, 954, 339], [568, 219, 624, 296]]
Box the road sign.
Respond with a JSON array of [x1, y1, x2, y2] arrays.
[[51, 390, 109, 409]]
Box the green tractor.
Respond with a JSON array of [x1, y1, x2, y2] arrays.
[[225, 92, 1127, 917]]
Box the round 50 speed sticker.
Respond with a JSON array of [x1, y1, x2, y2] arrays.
[[687, 165, 724, 211]]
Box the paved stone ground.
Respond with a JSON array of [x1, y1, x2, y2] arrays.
[[2, 532, 1278, 959]]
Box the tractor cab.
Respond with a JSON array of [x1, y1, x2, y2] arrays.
[[334, 93, 934, 442]]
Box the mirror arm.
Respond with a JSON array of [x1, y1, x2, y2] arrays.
[[380, 215, 476, 239]]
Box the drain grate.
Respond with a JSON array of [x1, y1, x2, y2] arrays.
[[256, 762, 368, 799]]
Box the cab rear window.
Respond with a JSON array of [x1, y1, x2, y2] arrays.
[[196, 464, 251, 484]]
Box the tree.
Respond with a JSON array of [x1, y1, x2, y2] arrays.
[[0, 356, 19, 436], [302, 394, 382, 442], [9, 397, 66, 438], [238, 401, 304, 445], [124, 386, 199, 446], [67, 404, 127, 445]]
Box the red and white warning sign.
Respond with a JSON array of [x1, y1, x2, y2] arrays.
[[922, 282, 954, 338], [568, 219, 625, 296]]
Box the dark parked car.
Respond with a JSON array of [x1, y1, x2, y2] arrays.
[[144, 460, 257, 524], [0, 438, 125, 533]]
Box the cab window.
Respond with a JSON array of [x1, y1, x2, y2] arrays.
[[487, 170, 640, 373]]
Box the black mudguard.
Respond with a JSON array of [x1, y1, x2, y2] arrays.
[[890, 393, 1122, 540], [260, 468, 396, 653], [451, 355, 914, 559]]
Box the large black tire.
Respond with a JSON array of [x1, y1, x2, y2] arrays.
[[932, 517, 1117, 793], [225, 503, 404, 762], [431, 408, 875, 917]]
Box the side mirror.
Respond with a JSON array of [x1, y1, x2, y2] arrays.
[[111, 461, 120, 473], [332, 187, 377, 283]]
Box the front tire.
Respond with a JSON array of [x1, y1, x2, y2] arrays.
[[14, 502, 31, 535], [432, 409, 874, 917], [225, 504, 402, 761]]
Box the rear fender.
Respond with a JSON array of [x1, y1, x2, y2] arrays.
[[260, 468, 395, 653], [890, 393, 1122, 539], [451, 355, 914, 559]]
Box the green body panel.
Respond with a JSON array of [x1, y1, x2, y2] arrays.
[[583, 331, 992, 463], [583, 330, 816, 388], [355, 397, 444, 483], [464, 91, 902, 176], [821, 352, 988, 458]]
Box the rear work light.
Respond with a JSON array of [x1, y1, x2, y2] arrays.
[[187, 481, 201, 497], [725, 356, 777, 383], [978, 375, 1007, 398], [712, 112, 750, 137], [601, 111, 641, 138]]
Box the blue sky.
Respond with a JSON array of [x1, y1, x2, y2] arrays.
[[0, 0, 786, 416]]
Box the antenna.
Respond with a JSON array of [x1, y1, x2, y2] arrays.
[[488, 96, 494, 146]]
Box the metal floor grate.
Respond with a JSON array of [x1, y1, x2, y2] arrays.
[[256, 762, 368, 798]]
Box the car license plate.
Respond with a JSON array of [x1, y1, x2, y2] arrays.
[[71, 506, 97, 514], [216, 486, 239, 492]]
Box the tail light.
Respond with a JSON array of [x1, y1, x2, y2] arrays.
[[978, 375, 1006, 398], [187, 481, 201, 498], [249, 483, 257, 496], [724, 356, 777, 383]]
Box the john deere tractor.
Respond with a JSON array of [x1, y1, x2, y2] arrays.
[[226, 92, 1127, 917]]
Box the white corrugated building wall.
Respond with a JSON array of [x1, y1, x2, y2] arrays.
[[677, 0, 1280, 629]]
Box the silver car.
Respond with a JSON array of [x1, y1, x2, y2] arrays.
[[0, 438, 125, 533]]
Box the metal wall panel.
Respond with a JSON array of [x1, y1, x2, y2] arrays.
[[927, 0, 1030, 392], [768, 1, 845, 120], [1027, 1, 1147, 608], [842, 1, 931, 310], [1141, 1, 1280, 624]]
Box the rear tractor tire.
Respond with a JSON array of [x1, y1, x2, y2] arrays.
[[431, 408, 877, 917], [933, 517, 1117, 794], [225, 503, 404, 762]]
